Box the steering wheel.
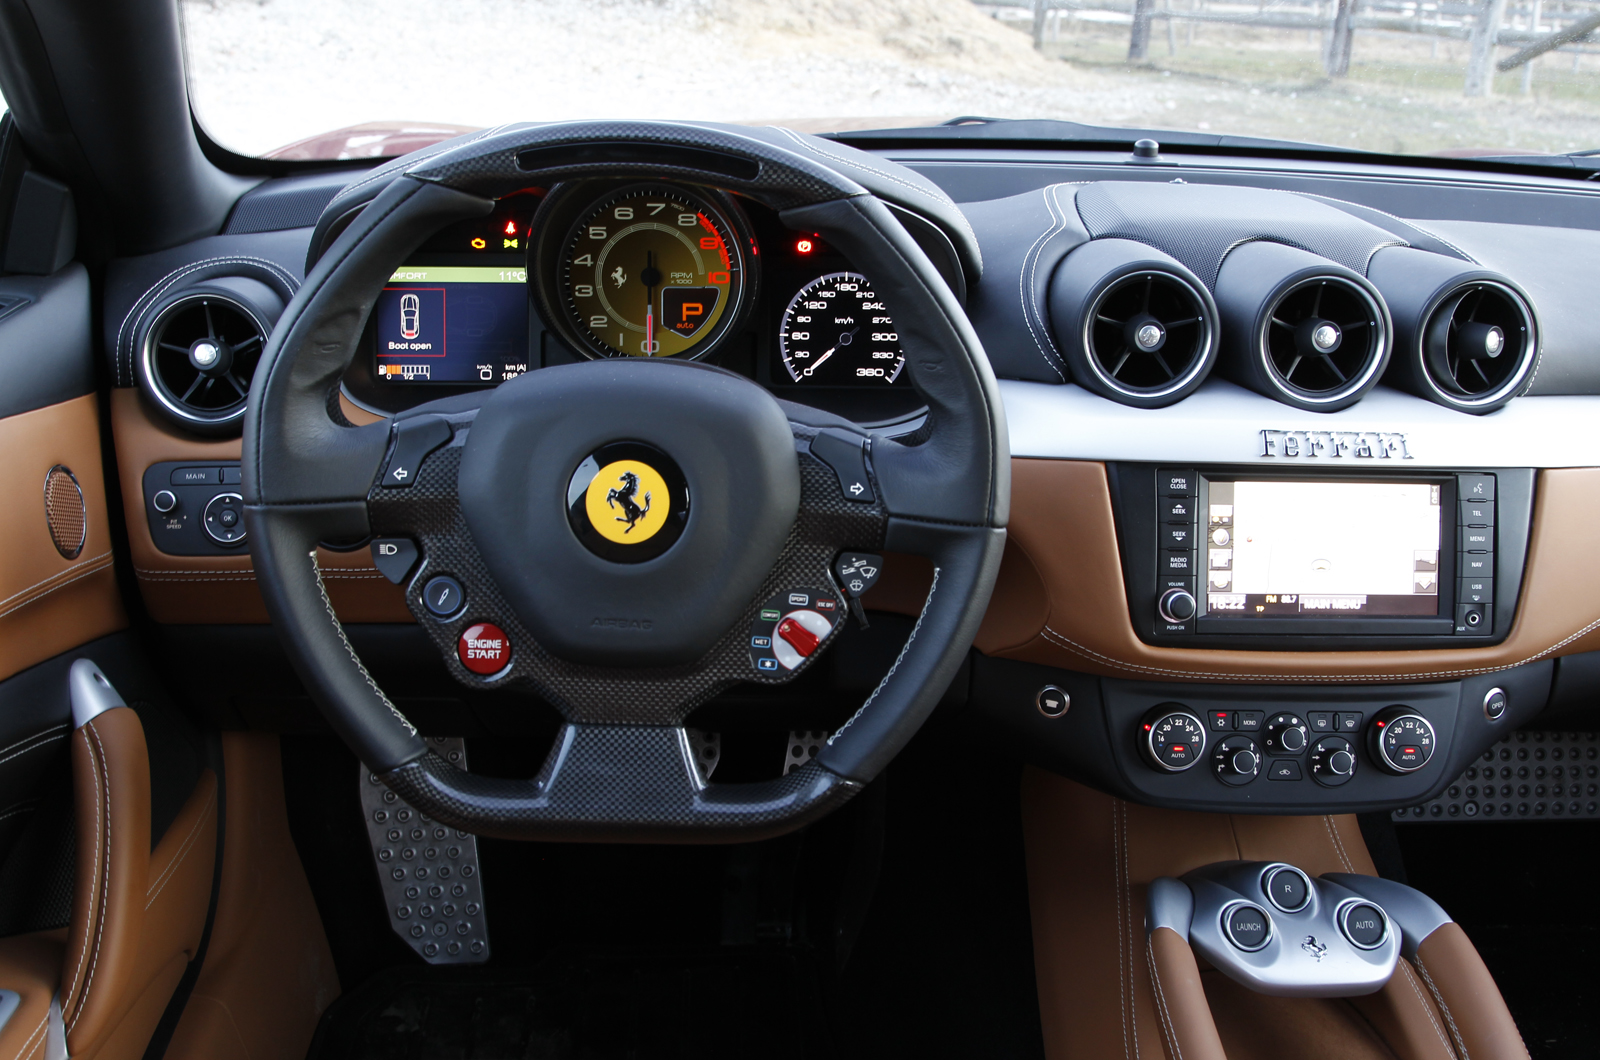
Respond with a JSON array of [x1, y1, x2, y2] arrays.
[[242, 122, 1009, 841]]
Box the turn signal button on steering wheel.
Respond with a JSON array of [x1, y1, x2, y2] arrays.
[[458, 623, 511, 676]]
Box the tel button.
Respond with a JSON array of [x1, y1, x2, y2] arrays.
[[457, 623, 510, 676]]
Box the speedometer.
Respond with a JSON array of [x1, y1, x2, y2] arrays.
[[778, 273, 904, 384], [543, 183, 752, 360]]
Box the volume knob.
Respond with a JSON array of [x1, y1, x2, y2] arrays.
[[1158, 588, 1197, 624]]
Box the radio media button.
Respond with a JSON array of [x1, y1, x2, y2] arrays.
[[1458, 499, 1494, 527], [1158, 469, 1196, 497], [1162, 552, 1194, 575], [1457, 474, 1495, 502], [1459, 578, 1493, 605], [1458, 526, 1494, 552], [1163, 497, 1194, 522]]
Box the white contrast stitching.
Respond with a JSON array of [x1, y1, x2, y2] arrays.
[[146, 790, 214, 909], [0, 553, 114, 619], [1112, 799, 1132, 1060], [0, 724, 69, 764], [1017, 184, 1071, 381], [1039, 619, 1600, 683], [116, 256, 299, 383], [310, 550, 416, 736], [827, 568, 938, 745], [1145, 933, 1183, 1060], [1324, 816, 1357, 873], [1399, 960, 1458, 1059], [1414, 957, 1472, 1060], [67, 724, 112, 1031], [14, 1013, 48, 1060]]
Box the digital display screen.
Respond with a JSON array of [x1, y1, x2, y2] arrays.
[[1204, 480, 1442, 618], [373, 266, 531, 384]]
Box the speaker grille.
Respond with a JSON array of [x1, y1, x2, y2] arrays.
[[1085, 271, 1212, 400], [44, 465, 85, 560], [1423, 282, 1535, 409], [1262, 277, 1386, 402]]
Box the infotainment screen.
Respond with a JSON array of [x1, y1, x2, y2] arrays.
[[373, 266, 531, 385], [1203, 480, 1443, 619]]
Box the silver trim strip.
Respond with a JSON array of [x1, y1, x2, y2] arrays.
[[69, 658, 127, 730], [1000, 376, 1600, 467]]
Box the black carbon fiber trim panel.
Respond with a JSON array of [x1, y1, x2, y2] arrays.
[[380, 734, 863, 842], [406, 121, 863, 210], [368, 422, 887, 725], [1074, 182, 1408, 289]]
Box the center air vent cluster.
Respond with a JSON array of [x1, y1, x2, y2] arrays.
[[1042, 229, 1538, 416], [133, 275, 288, 436]]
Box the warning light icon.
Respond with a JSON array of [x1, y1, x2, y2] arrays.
[[470, 237, 486, 250]]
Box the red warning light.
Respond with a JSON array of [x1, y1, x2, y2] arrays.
[[795, 238, 814, 254], [1143, 724, 1152, 731], [504, 220, 518, 236]]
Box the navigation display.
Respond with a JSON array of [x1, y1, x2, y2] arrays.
[[373, 266, 530, 384], [1204, 480, 1443, 619]]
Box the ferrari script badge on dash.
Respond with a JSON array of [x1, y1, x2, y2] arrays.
[[566, 441, 690, 563]]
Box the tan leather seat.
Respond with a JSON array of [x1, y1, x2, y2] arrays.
[[0, 661, 216, 1060]]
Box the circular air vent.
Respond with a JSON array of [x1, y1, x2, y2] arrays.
[[1048, 239, 1219, 409], [1259, 276, 1388, 408], [139, 293, 269, 435], [1084, 271, 1213, 401], [1422, 282, 1536, 411]]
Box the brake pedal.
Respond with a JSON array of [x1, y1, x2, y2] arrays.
[[359, 737, 490, 964]]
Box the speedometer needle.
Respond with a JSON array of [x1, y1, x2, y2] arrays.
[[803, 346, 836, 377]]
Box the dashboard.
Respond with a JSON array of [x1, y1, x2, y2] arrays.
[[339, 179, 926, 426], [100, 125, 1600, 818]]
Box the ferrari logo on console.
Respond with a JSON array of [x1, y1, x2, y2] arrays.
[[566, 443, 690, 563]]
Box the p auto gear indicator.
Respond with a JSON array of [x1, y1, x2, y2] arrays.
[[748, 588, 842, 674]]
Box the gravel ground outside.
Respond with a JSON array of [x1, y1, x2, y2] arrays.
[[7, 0, 1596, 160]]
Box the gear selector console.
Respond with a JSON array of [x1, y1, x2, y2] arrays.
[[1148, 861, 1400, 996]]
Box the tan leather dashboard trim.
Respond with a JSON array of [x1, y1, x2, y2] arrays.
[[988, 459, 1600, 683], [110, 388, 410, 624], [0, 394, 127, 683]]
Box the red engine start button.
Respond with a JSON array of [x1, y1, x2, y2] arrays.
[[457, 622, 510, 675]]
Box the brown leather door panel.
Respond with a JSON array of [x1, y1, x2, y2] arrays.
[[109, 388, 409, 624], [0, 395, 126, 684]]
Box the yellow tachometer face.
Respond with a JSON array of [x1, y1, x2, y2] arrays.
[[559, 185, 747, 359]]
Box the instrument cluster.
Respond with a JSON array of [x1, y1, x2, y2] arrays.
[[342, 180, 923, 425]]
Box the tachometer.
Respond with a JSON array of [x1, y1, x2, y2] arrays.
[[553, 184, 749, 359], [778, 273, 904, 384]]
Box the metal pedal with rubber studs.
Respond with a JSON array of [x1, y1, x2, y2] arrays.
[[359, 736, 490, 964]]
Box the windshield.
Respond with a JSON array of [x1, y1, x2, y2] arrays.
[[183, 0, 1600, 159]]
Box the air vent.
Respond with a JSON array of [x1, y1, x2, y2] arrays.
[[1422, 282, 1536, 412], [1048, 239, 1218, 408], [138, 292, 269, 435], [1215, 242, 1391, 413], [1261, 277, 1387, 404], [1087, 272, 1211, 397]]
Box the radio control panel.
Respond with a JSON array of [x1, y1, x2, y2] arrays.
[[1115, 464, 1531, 651]]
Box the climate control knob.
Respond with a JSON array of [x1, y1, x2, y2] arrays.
[[1140, 706, 1207, 773], [1369, 707, 1436, 774], [1264, 712, 1309, 755], [1212, 735, 1261, 786], [1157, 588, 1197, 624], [1309, 736, 1357, 786]]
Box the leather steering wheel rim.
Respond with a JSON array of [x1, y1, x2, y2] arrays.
[[242, 121, 1009, 841]]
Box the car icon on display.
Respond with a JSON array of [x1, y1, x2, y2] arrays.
[[399, 293, 420, 339]]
